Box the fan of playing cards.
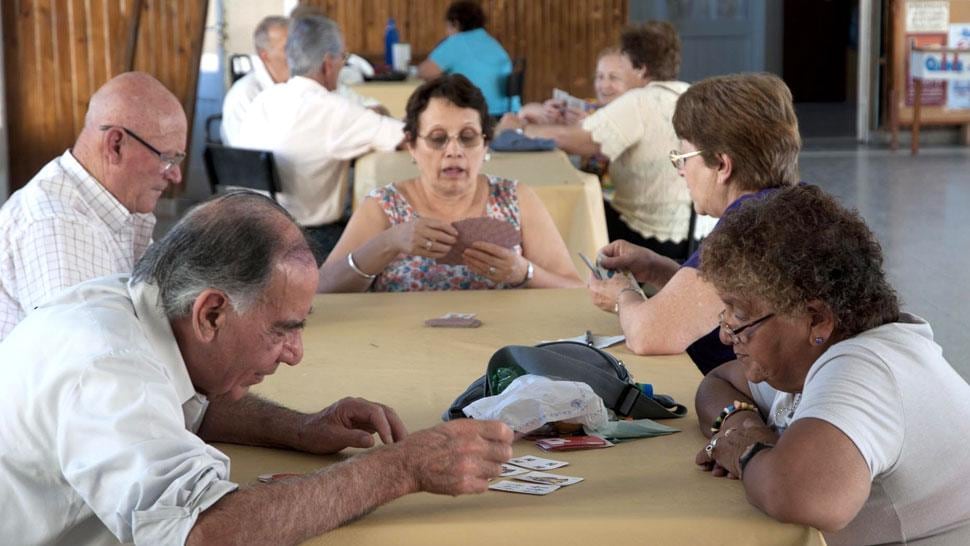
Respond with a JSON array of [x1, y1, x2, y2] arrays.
[[436, 217, 521, 266]]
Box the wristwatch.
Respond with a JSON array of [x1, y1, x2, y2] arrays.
[[738, 441, 774, 477]]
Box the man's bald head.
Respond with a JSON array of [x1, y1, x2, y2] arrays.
[[84, 72, 186, 137], [75, 72, 187, 214]]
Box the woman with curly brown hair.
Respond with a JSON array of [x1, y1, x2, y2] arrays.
[[694, 184, 970, 545], [496, 21, 697, 260]]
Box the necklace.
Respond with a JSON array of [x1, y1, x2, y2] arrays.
[[774, 393, 802, 420]]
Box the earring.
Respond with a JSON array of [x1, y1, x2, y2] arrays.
[[814, 337, 825, 345], [410, 156, 416, 164], [484, 151, 492, 162]]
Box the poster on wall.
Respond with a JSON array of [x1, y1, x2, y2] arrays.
[[906, 33, 948, 106], [947, 24, 970, 109], [906, 1, 950, 33]]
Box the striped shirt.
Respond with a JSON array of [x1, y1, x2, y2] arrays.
[[0, 150, 155, 341]]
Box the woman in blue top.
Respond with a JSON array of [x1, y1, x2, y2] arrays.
[[417, 1, 513, 116], [587, 73, 801, 374]]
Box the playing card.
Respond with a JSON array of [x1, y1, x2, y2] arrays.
[[515, 471, 584, 487], [552, 88, 588, 112], [256, 472, 301, 483], [437, 218, 521, 266], [535, 436, 615, 452], [507, 455, 569, 471], [578, 252, 610, 280], [488, 479, 560, 495], [424, 312, 482, 328], [499, 463, 530, 477]]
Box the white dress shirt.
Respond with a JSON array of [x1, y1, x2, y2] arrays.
[[0, 150, 155, 341], [222, 56, 380, 147], [0, 275, 237, 545], [237, 76, 404, 226]]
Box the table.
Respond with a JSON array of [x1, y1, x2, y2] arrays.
[[353, 150, 609, 274], [349, 79, 422, 119], [216, 289, 825, 546]]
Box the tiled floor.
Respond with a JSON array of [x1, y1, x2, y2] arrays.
[[157, 145, 970, 380], [801, 146, 970, 380]]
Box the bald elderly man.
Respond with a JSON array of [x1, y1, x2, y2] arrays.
[[0, 71, 186, 341], [0, 191, 512, 544]]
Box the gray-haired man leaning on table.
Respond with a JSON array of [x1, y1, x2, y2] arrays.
[[0, 192, 512, 545]]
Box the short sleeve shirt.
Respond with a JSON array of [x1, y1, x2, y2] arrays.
[[429, 29, 514, 115]]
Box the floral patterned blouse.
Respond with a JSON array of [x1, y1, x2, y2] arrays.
[[369, 175, 523, 292]]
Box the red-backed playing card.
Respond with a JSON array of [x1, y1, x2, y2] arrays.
[[437, 217, 521, 266], [535, 436, 615, 452]]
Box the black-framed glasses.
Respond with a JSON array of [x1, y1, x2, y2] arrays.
[[719, 310, 775, 345], [99, 124, 185, 173], [418, 129, 484, 150], [669, 149, 703, 170]]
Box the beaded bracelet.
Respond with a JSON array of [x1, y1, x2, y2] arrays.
[[710, 400, 758, 433]]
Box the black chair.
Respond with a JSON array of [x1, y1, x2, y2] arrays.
[[506, 57, 526, 113], [204, 114, 223, 145], [229, 54, 253, 84], [203, 144, 282, 201]]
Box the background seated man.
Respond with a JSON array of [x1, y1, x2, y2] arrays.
[[0, 71, 185, 341], [0, 191, 513, 545], [238, 15, 404, 260]]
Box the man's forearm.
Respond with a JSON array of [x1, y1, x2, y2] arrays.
[[187, 446, 416, 546], [198, 393, 306, 450]]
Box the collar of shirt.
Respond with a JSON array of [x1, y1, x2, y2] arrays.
[[127, 278, 200, 407], [288, 75, 330, 94], [250, 54, 277, 90], [59, 150, 152, 234]]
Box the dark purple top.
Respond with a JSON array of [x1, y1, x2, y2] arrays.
[[682, 188, 778, 374]]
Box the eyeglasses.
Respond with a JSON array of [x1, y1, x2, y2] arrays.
[[669, 149, 704, 170], [719, 310, 775, 345], [99, 125, 186, 174], [418, 129, 484, 150]]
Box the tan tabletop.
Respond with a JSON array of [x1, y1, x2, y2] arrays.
[[216, 289, 825, 546], [349, 79, 422, 119], [353, 150, 609, 274]]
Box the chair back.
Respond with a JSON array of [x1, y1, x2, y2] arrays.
[[203, 145, 282, 201], [204, 114, 223, 145], [506, 57, 526, 112], [229, 54, 253, 84]]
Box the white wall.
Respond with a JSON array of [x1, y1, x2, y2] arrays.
[[224, 0, 290, 57]]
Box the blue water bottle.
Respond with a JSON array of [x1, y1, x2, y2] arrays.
[[384, 18, 399, 68]]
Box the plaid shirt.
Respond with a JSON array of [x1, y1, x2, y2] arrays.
[[0, 151, 155, 340]]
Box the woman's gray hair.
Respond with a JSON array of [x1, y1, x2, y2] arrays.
[[286, 14, 343, 77], [131, 191, 313, 319]]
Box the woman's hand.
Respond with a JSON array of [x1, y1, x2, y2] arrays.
[[560, 105, 588, 126], [598, 240, 679, 286], [695, 420, 778, 479], [389, 218, 458, 258], [495, 113, 527, 135], [588, 271, 639, 312], [463, 241, 528, 285]]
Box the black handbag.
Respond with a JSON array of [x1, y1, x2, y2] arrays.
[[443, 341, 688, 421]]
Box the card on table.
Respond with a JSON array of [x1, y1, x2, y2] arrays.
[[424, 312, 482, 328], [500, 463, 531, 477], [535, 435, 615, 452], [488, 479, 560, 495], [515, 471, 584, 487], [507, 455, 569, 471], [437, 217, 521, 266]]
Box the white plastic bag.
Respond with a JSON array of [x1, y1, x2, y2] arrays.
[[462, 375, 608, 433]]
